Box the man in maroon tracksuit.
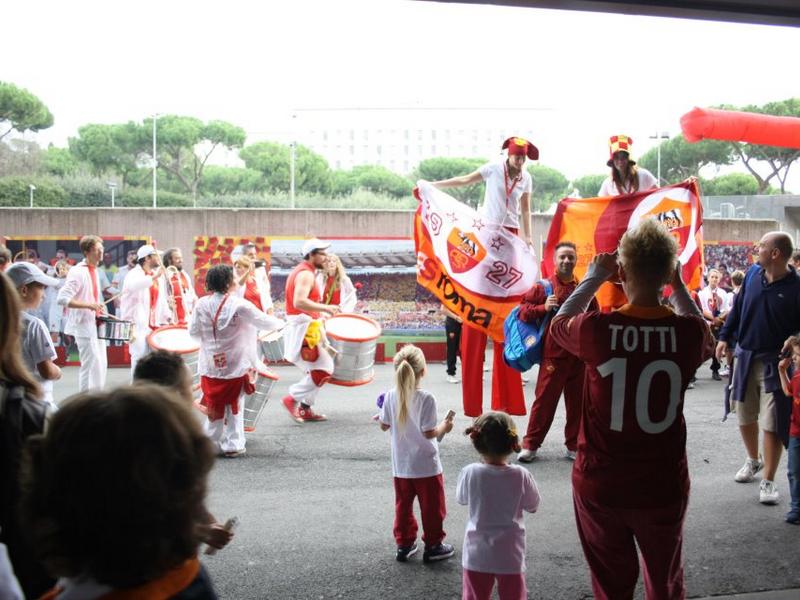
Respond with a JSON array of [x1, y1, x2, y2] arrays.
[[518, 241, 596, 462]]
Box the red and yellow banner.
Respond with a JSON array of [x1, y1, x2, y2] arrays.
[[542, 181, 704, 309], [414, 182, 539, 342], [192, 236, 271, 297]]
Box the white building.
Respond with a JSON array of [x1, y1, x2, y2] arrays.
[[249, 107, 548, 175]]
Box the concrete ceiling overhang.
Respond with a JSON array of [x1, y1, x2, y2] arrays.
[[426, 1, 800, 27]]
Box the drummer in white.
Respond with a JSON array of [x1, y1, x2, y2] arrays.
[[190, 264, 284, 456], [56, 235, 108, 392], [120, 245, 171, 379], [281, 239, 339, 423]]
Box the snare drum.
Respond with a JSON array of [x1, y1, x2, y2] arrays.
[[243, 367, 279, 432], [147, 326, 201, 387], [258, 330, 285, 363], [97, 316, 133, 342], [325, 314, 382, 386]]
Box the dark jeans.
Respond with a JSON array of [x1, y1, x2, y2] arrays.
[[788, 436, 800, 517], [445, 317, 461, 376]]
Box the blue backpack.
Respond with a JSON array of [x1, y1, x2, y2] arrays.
[[503, 280, 553, 372]]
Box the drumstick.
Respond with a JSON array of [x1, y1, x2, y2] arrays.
[[104, 291, 122, 305]]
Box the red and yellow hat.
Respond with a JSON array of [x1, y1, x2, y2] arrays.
[[502, 137, 539, 160], [607, 135, 635, 166]]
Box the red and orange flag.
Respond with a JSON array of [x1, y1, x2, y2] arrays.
[[542, 180, 704, 309]]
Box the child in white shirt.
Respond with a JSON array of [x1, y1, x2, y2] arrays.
[[378, 344, 454, 563], [457, 412, 541, 600]]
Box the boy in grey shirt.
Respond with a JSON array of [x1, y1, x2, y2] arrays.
[[6, 263, 61, 412]]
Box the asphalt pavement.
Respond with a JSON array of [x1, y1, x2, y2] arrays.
[[55, 357, 800, 600]]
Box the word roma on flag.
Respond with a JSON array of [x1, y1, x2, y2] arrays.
[[542, 180, 704, 310], [413, 181, 539, 342]]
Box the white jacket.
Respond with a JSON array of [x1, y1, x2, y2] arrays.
[[57, 261, 104, 338], [316, 273, 357, 313], [120, 265, 171, 331], [189, 293, 284, 379]]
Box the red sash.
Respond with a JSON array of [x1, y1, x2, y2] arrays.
[[169, 272, 187, 324], [147, 273, 160, 330], [201, 374, 253, 421], [244, 277, 264, 312]]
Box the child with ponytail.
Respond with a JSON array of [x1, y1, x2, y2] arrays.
[[458, 412, 541, 600], [378, 344, 455, 563]]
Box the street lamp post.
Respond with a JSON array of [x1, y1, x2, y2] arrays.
[[289, 113, 297, 209], [649, 131, 670, 184], [152, 114, 159, 209], [28, 184, 35, 208], [107, 181, 117, 208]]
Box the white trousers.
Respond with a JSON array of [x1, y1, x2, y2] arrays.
[[288, 349, 335, 407], [204, 394, 246, 453], [128, 335, 151, 381], [75, 336, 107, 392]]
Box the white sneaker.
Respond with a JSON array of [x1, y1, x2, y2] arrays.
[[518, 449, 537, 463], [565, 449, 577, 461], [719, 366, 730, 377], [735, 457, 763, 483], [759, 479, 780, 505], [446, 375, 459, 384]]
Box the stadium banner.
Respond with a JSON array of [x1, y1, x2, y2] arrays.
[[542, 180, 704, 310], [413, 181, 539, 342], [192, 236, 271, 298]]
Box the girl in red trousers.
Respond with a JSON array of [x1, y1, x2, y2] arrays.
[[378, 344, 455, 563]]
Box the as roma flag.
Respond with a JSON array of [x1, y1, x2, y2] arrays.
[[542, 180, 704, 309], [414, 181, 539, 342]]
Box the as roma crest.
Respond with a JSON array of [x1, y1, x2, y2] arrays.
[[446, 227, 487, 274]]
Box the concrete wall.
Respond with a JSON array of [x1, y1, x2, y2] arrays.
[[1, 207, 779, 272]]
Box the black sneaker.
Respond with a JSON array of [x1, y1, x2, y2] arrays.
[[423, 543, 455, 563], [712, 371, 722, 381], [396, 542, 418, 562]]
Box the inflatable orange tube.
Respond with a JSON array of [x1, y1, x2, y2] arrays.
[[680, 107, 800, 149]]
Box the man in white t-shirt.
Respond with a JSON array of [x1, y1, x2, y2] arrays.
[[598, 135, 658, 197], [430, 137, 534, 418]]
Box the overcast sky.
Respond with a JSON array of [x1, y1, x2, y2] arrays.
[[3, 0, 799, 187]]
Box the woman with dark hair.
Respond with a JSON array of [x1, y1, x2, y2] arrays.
[[0, 271, 50, 598], [21, 385, 219, 598], [598, 135, 658, 197], [190, 265, 284, 457]]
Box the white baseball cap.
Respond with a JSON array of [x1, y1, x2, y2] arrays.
[[301, 238, 330, 257], [136, 245, 159, 260], [6, 262, 59, 288]]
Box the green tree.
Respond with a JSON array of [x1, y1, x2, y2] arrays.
[[69, 122, 146, 188], [413, 157, 486, 207], [332, 165, 412, 198], [701, 173, 764, 196], [638, 135, 733, 184], [0, 176, 66, 207], [0, 81, 53, 140], [571, 174, 607, 198], [40, 146, 79, 176], [527, 164, 568, 211], [730, 98, 800, 193], [148, 115, 246, 202], [240, 141, 332, 194], [199, 165, 265, 195]]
